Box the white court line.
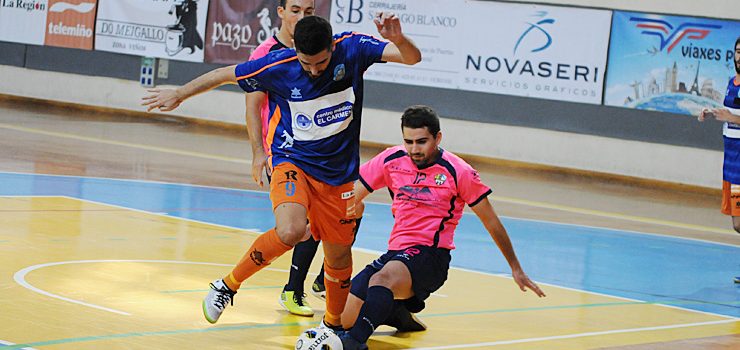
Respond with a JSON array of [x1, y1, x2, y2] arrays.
[[14, 260, 292, 316], [0, 123, 249, 164], [407, 319, 739, 349], [59, 196, 263, 238], [490, 194, 736, 236], [7, 193, 737, 319], [0, 339, 38, 350], [492, 213, 740, 248], [72, 196, 735, 319]]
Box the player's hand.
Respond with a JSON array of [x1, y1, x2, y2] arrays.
[[512, 268, 546, 297], [374, 12, 403, 43], [251, 150, 268, 187], [712, 108, 734, 122], [141, 88, 182, 112], [698, 108, 713, 122]]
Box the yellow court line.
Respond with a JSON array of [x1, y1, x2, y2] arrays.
[[1, 122, 732, 236], [0, 123, 249, 164], [493, 195, 736, 235]]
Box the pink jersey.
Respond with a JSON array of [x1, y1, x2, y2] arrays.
[[359, 146, 492, 250], [248, 35, 288, 153]]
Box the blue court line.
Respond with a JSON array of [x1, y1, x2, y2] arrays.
[[0, 172, 737, 317]]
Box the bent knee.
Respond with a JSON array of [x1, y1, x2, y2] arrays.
[[368, 269, 404, 288], [276, 225, 308, 246]]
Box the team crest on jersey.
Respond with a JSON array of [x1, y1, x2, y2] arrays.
[[359, 37, 380, 45], [333, 64, 346, 81], [434, 173, 447, 185], [291, 87, 302, 99], [294, 113, 313, 130], [245, 78, 260, 89]]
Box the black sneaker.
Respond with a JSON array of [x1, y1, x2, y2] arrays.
[[383, 303, 427, 332]]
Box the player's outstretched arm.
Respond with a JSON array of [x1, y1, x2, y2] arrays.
[[141, 65, 238, 112], [374, 11, 421, 65], [712, 108, 740, 124], [245, 91, 268, 187], [471, 197, 546, 297]]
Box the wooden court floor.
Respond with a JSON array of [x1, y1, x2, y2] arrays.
[[0, 97, 738, 349]]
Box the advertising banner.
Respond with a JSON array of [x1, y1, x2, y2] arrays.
[[95, 0, 210, 62], [0, 0, 49, 45], [45, 0, 97, 49], [205, 0, 330, 64], [460, 1, 611, 104], [329, 0, 611, 104], [605, 11, 740, 116], [330, 0, 463, 90]]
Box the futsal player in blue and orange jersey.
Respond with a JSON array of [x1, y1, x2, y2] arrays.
[[244, 0, 324, 318], [699, 36, 740, 283], [142, 14, 421, 327]]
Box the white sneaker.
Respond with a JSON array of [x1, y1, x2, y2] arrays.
[[202, 279, 236, 324]]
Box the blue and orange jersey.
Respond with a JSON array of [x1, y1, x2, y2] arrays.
[[722, 76, 740, 183], [234, 32, 388, 186], [722, 76, 740, 137]]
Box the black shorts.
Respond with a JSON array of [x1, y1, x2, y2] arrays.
[[350, 245, 451, 313]]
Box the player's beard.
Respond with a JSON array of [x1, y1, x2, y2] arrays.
[[410, 148, 439, 168], [410, 153, 429, 167]]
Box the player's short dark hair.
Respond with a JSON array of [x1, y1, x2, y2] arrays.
[[736, 36, 740, 49], [294, 16, 333, 55], [278, 0, 286, 8], [401, 105, 441, 136]]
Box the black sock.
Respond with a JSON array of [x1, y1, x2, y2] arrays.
[[349, 285, 394, 343], [285, 235, 320, 293], [315, 264, 325, 286]]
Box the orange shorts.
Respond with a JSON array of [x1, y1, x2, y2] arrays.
[[721, 181, 740, 216], [269, 162, 356, 245]]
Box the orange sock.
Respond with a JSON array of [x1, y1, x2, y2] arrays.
[[223, 228, 291, 291], [323, 260, 352, 326]]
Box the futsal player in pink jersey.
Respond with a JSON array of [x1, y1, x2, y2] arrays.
[[338, 105, 546, 349]]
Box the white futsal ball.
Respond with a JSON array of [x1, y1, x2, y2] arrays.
[[295, 327, 343, 350]]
